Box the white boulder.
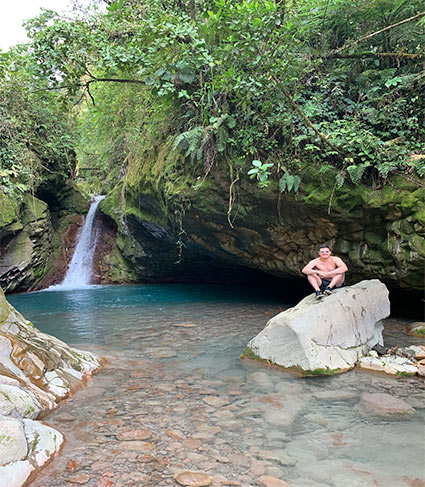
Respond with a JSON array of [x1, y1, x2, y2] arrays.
[[358, 355, 418, 376], [0, 384, 42, 418], [23, 419, 64, 468], [243, 280, 390, 375], [0, 416, 28, 466], [0, 461, 34, 487], [0, 286, 100, 486]]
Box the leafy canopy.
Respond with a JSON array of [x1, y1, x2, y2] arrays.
[[2, 0, 424, 199]]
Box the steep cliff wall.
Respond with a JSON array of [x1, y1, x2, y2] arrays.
[[0, 183, 89, 292], [0, 193, 54, 292]]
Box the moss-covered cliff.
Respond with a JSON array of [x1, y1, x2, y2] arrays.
[[0, 182, 89, 292], [99, 139, 424, 293]]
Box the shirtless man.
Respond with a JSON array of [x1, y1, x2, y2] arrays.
[[302, 245, 348, 299]]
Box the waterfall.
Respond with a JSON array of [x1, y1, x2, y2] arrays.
[[61, 195, 105, 287]]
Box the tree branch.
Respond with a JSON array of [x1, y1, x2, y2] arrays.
[[283, 90, 344, 159], [332, 11, 425, 54], [90, 76, 145, 84], [327, 51, 425, 60]]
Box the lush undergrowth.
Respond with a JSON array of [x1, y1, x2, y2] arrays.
[[1, 0, 424, 202]]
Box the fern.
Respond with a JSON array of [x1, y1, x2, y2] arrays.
[[346, 162, 369, 184], [173, 126, 203, 161]]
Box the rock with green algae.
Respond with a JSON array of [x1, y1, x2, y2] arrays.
[[0, 182, 91, 292], [408, 322, 425, 337], [0, 287, 100, 487], [0, 190, 21, 228]]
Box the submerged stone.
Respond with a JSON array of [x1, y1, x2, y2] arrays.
[[257, 449, 296, 467], [174, 470, 212, 486], [115, 428, 153, 441], [255, 475, 292, 487], [356, 393, 415, 419], [243, 280, 389, 375]]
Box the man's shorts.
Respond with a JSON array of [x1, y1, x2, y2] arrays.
[[320, 279, 345, 291]]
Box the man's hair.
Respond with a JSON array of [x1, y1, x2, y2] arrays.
[[319, 245, 331, 251]]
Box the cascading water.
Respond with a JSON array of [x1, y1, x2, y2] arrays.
[[61, 195, 105, 287]]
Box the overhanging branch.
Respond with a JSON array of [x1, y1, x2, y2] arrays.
[[327, 51, 425, 60], [332, 11, 425, 54]]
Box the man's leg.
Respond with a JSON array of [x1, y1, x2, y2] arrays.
[[308, 275, 326, 299], [324, 274, 345, 293], [307, 274, 322, 291]]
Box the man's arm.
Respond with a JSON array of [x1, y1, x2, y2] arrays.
[[326, 257, 348, 276], [302, 259, 320, 275]]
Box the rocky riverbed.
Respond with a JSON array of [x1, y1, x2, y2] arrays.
[[26, 308, 424, 487]]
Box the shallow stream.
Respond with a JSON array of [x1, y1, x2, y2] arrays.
[[9, 284, 425, 487]]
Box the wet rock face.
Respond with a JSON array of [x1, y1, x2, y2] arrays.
[[101, 169, 424, 292], [0, 288, 100, 486], [243, 280, 390, 375], [0, 193, 54, 292]]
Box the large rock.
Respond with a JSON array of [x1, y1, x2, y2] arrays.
[[23, 419, 64, 468], [100, 164, 425, 294], [242, 280, 389, 375], [0, 287, 100, 486], [0, 461, 34, 487], [358, 354, 418, 377], [0, 416, 28, 465]]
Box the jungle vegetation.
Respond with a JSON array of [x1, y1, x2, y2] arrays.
[[0, 0, 424, 202]]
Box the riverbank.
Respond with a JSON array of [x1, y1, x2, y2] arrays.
[[0, 288, 100, 486]]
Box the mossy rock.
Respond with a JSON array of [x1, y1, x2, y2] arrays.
[[99, 246, 139, 283], [0, 289, 9, 324], [407, 322, 425, 338], [0, 190, 20, 227], [21, 195, 48, 225]]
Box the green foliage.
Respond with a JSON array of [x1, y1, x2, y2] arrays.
[[0, 47, 76, 198], [7, 0, 422, 202], [240, 346, 257, 360], [279, 169, 301, 193], [247, 160, 274, 188]]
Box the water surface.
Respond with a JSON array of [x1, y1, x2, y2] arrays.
[[9, 285, 425, 487]]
